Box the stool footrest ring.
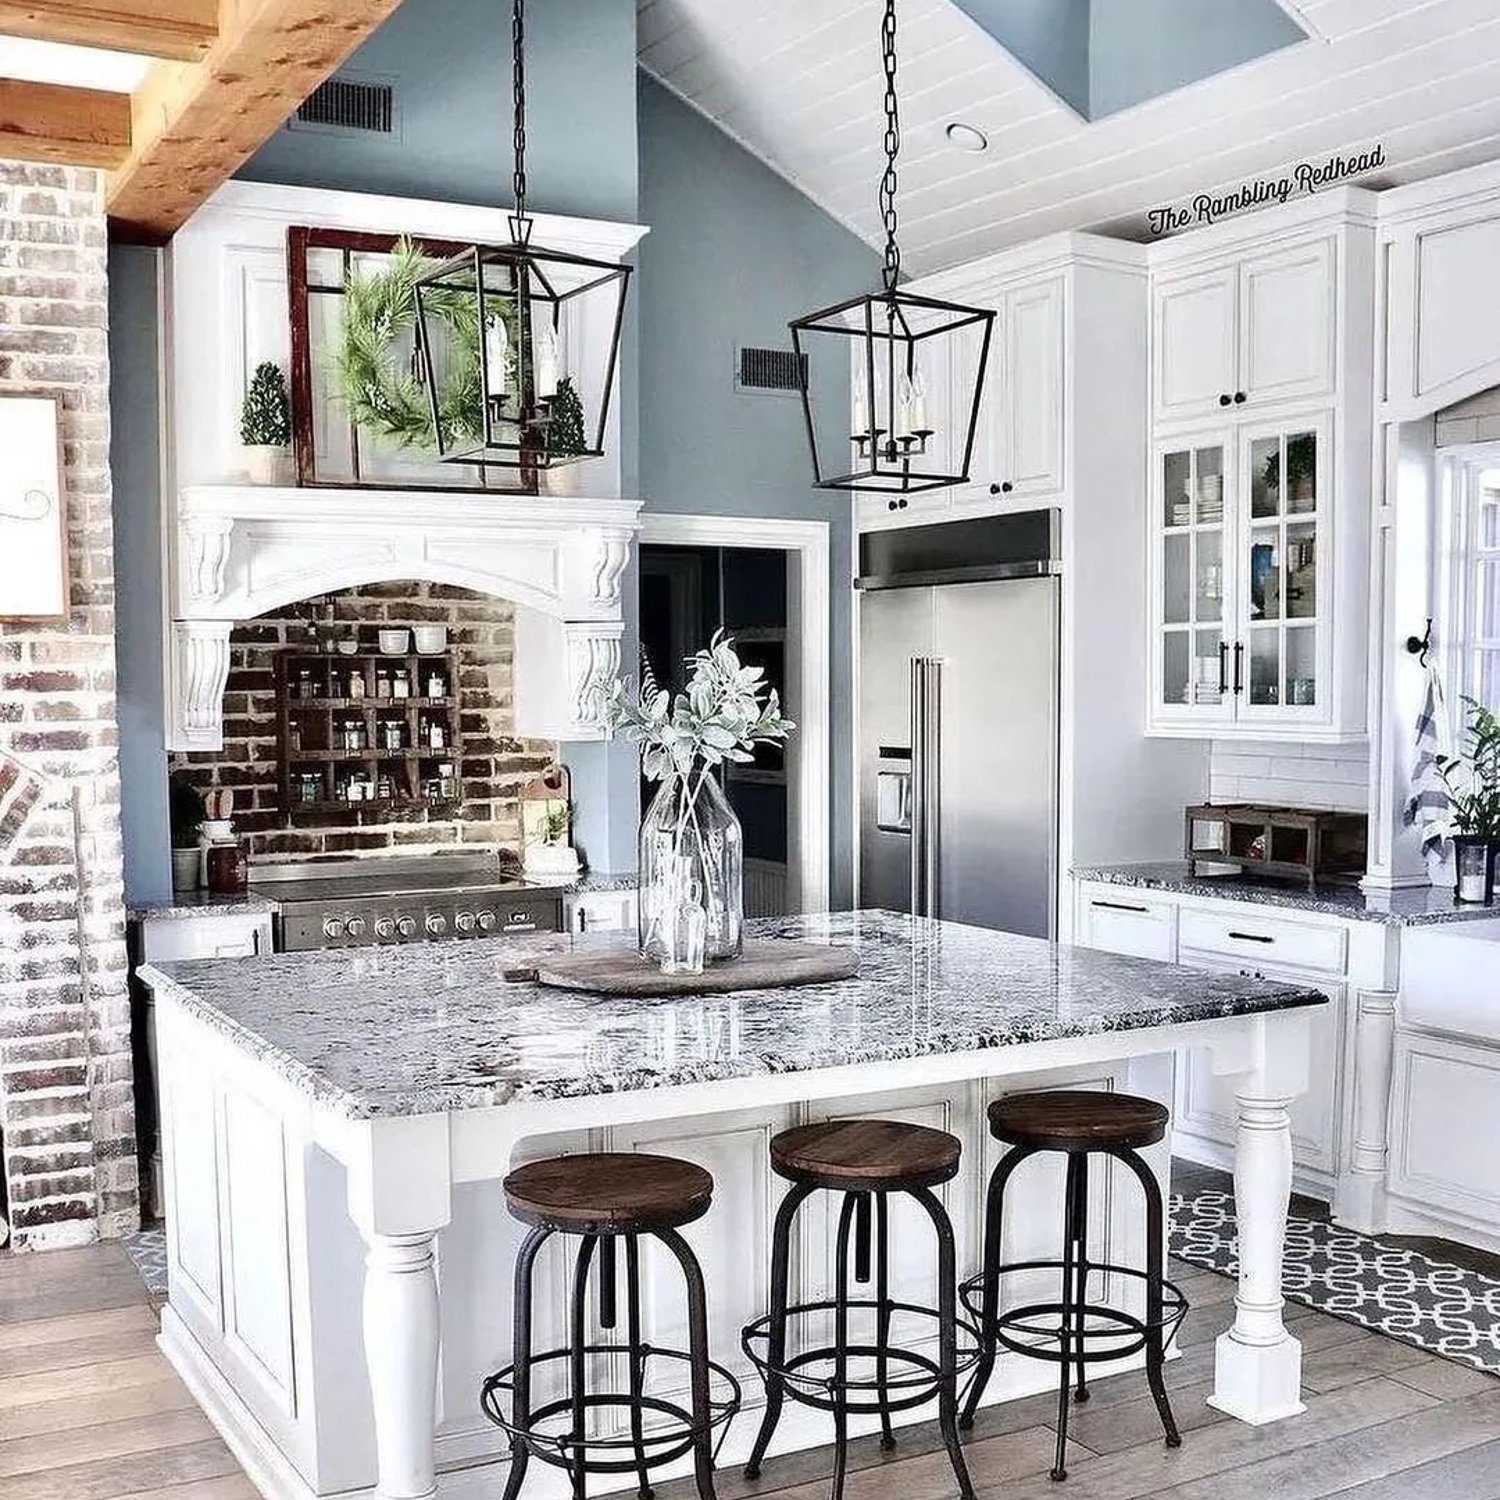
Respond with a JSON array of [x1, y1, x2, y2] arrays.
[[959, 1261, 1188, 1367], [481, 1343, 741, 1475], [741, 1297, 982, 1417]]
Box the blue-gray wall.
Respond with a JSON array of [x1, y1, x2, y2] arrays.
[[111, 7, 876, 903], [637, 75, 878, 905], [110, 245, 173, 904]]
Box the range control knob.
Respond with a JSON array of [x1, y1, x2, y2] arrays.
[[374, 916, 396, 940], [396, 915, 418, 939], [345, 916, 367, 939], [425, 913, 448, 937], [455, 911, 476, 934], [322, 916, 344, 940], [476, 910, 497, 933]]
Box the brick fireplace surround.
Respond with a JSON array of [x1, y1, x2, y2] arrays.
[[0, 161, 136, 1251], [170, 582, 558, 862]]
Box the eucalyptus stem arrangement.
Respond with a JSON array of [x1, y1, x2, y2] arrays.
[[606, 632, 794, 971]]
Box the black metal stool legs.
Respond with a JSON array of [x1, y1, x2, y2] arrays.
[[959, 1144, 1033, 1429], [873, 1194, 896, 1453], [657, 1227, 723, 1500], [909, 1186, 977, 1500], [744, 1182, 814, 1479], [1052, 1155, 1086, 1482], [829, 1194, 857, 1500], [623, 1237, 655, 1500], [1112, 1148, 1181, 1450], [500, 1225, 552, 1500], [568, 1235, 598, 1500]]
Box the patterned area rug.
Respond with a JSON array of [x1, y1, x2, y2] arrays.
[[123, 1224, 168, 1297], [1171, 1189, 1500, 1373]]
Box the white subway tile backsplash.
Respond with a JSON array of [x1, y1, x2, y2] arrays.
[[1209, 737, 1368, 813]]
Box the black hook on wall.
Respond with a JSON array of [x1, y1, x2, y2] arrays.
[[1405, 617, 1433, 668]]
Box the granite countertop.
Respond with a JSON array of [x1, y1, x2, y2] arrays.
[[139, 910, 1327, 1121], [1074, 862, 1500, 927], [128, 889, 280, 922]]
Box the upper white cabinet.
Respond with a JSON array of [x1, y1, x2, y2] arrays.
[[858, 270, 1063, 531], [1152, 236, 1335, 426]]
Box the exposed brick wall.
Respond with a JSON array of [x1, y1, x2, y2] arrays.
[[169, 581, 557, 863], [0, 161, 137, 1251]]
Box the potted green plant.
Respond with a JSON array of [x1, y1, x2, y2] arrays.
[[605, 634, 793, 974], [1437, 697, 1500, 902], [240, 361, 292, 484], [523, 799, 580, 882], [1261, 434, 1317, 509], [537, 374, 586, 495]]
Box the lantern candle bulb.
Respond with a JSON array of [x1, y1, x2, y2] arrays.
[[852, 386, 869, 444], [535, 322, 560, 401], [484, 315, 509, 398]]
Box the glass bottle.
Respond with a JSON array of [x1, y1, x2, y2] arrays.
[[637, 768, 743, 969]]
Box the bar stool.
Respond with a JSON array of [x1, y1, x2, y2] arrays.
[[959, 1090, 1188, 1482], [481, 1152, 741, 1500], [741, 1119, 978, 1500]]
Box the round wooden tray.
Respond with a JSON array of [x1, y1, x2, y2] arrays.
[[532, 939, 859, 997]]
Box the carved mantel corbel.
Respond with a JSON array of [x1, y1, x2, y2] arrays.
[[171, 620, 234, 752], [181, 513, 235, 610]]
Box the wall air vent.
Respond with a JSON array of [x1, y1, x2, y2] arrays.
[[736, 346, 808, 397], [292, 75, 397, 136]]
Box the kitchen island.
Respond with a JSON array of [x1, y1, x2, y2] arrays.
[[139, 911, 1326, 1500]]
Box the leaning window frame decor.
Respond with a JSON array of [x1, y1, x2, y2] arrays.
[[1437, 452, 1500, 712], [287, 225, 536, 494]]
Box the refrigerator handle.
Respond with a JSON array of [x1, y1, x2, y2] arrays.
[[909, 656, 943, 919]]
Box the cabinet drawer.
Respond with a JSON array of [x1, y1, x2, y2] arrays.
[[1178, 905, 1345, 974], [1078, 889, 1176, 962]]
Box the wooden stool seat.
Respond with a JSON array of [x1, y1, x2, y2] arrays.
[[769, 1119, 961, 1192], [504, 1152, 714, 1233], [986, 1090, 1168, 1154]]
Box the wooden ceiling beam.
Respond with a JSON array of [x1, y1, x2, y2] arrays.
[[0, 2, 219, 63], [107, 0, 408, 242], [0, 77, 131, 169]]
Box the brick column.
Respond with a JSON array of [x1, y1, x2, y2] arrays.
[[0, 160, 136, 1250]]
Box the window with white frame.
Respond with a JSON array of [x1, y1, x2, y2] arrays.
[[1441, 459, 1500, 711]]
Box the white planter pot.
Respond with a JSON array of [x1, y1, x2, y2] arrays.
[[523, 843, 581, 882], [243, 445, 289, 485]]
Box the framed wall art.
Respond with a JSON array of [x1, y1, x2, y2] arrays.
[[0, 395, 68, 621]]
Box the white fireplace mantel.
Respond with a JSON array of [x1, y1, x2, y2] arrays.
[[160, 181, 648, 753], [169, 486, 640, 751]]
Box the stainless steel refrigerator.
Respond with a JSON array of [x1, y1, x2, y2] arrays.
[[857, 510, 1060, 937]]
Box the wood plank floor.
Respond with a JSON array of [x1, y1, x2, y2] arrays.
[[2, 1237, 1497, 1500]]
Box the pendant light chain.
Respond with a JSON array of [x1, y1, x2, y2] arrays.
[[511, 0, 529, 232], [879, 0, 901, 294]]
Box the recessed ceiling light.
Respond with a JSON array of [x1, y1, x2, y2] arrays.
[[945, 121, 988, 154]]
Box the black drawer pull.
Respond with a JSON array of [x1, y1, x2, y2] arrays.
[[1227, 930, 1274, 944], [1092, 899, 1150, 915]]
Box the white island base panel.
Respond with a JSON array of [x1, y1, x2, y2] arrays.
[[153, 1002, 1311, 1500]]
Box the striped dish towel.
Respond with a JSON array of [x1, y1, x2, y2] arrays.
[[1403, 665, 1452, 857]]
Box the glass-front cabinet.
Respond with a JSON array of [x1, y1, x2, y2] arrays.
[[1151, 413, 1331, 733]]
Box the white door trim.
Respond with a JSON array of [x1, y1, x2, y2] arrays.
[[638, 513, 832, 914]]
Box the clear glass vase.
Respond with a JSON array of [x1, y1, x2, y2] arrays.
[[638, 770, 744, 971]]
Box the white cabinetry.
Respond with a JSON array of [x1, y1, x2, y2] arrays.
[[1146, 197, 1375, 742], [1074, 879, 1389, 1205], [565, 886, 639, 934], [1151, 237, 1335, 426], [857, 269, 1063, 531]]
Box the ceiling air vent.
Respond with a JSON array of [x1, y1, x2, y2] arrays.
[[293, 75, 396, 136], [736, 346, 807, 398]]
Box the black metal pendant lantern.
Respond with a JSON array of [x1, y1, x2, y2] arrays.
[[789, 0, 995, 494], [412, 0, 630, 470]]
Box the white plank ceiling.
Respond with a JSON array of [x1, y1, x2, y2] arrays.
[[638, 0, 1500, 273]]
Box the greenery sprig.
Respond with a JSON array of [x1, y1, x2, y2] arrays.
[[1438, 697, 1500, 838], [605, 632, 794, 784]]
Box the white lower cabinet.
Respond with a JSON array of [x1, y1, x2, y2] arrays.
[[1075, 880, 1355, 1200], [566, 887, 639, 934]]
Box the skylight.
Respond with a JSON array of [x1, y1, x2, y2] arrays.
[[0, 37, 154, 94], [948, 0, 1309, 122]]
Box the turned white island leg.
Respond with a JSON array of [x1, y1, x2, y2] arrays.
[[1208, 1011, 1310, 1425], [346, 1114, 453, 1500]]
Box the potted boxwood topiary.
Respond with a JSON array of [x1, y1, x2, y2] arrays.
[[240, 361, 292, 484], [537, 374, 586, 495]]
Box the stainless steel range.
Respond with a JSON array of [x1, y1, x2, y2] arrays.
[[255, 855, 564, 951]]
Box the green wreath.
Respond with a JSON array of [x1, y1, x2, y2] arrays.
[[333, 237, 495, 451]]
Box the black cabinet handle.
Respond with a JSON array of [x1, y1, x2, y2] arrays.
[[1001, 480, 1013, 493], [1232, 641, 1244, 695], [1228, 930, 1274, 944], [989, 483, 1001, 495], [888, 500, 898, 511], [1234, 390, 1247, 404], [899, 498, 908, 509], [1218, 394, 1231, 407], [1092, 899, 1150, 915], [1218, 641, 1229, 695]]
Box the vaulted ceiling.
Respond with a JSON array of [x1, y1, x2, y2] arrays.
[[638, 0, 1500, 273]]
